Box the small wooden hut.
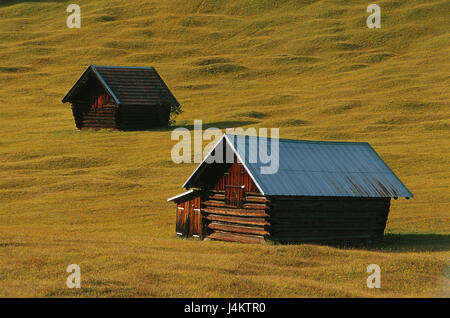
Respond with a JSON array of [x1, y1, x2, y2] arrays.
[[62, 65, 180, 130], [168, 134, 413, 244]]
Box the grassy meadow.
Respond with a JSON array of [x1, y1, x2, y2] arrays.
[[0, 0, 449, 297]]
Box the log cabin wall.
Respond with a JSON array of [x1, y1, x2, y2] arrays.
[[268, 196, 391, 243], [117, 104, 170, 130], [79, 102, 118, 130], [201, 162, 270, 244], [70, 79, 118, 130], [71, 103, 87, 129]]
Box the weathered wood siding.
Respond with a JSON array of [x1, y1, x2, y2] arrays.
[[71, 83, 119, 130], [117, 104, 170, 130], [176, 195, 202, 238], [201, 162, 270, 244], [79, 104, 118, 130], [269, 197, 391, 243]]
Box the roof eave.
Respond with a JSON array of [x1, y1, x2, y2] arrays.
[[182, 134, 226, 189], [61, 65, 93, 103], [90, 65, 121, 105], [151, 67, 180, 107], [366, 143, 413, 198], [167, 189, 195, 202], [223, 134, 266, 195], [181, 134, 266, 195], [61, 65, 121, 105]]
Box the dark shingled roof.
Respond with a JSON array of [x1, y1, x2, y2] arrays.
[[62, 65, 179, 106]]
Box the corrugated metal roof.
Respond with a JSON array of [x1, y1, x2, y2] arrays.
[[62, 65, 179, 106], [184, 134, 413, 198]]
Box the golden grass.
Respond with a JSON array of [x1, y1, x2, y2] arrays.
[[0, 0, 449, 297]]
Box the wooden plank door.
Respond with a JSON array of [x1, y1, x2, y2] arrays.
[[225, 164, 244, 207], [176, 202, 188, 237], [176, 196, 202, 239], [191, 196, 202, 239]]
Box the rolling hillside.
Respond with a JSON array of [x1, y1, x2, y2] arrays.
[[0, 0, 449, 297]]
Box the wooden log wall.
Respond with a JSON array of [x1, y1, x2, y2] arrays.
[[79, 102, 118, 130], [117, 104, 170, 130], [202, 190, 270, 244], [71, 83, 119, 130], [214, 165, 259, 193], [71, 102, 87, 129], [269, 197, 391, 243]]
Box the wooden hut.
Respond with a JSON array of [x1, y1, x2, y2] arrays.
[[62, 65, 180, 130], [168, 134, 413, 244]]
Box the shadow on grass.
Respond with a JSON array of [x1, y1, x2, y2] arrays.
[[125, 120, 258, 132], [275, 234, 450, 252], [0, 0, 66, 7], [368, 233, 450, 253]]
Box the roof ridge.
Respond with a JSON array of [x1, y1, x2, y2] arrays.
[[225, 133, 369, 146], [91, 65, 155, 70]]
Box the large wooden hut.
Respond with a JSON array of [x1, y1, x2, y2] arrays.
[[168, 134, 413, 244], [62, 65, 180, 130]]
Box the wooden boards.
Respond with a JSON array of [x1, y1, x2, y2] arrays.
[[117, 104, 170, 130], [208, 231, 266, 244], [80, 104, 118, 129], [269, 197, 391, 243], [176, 195, 202, 239], [202, 189, 270, 244]]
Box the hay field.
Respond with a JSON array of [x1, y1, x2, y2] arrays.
[[0, 0, 448, 297]]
